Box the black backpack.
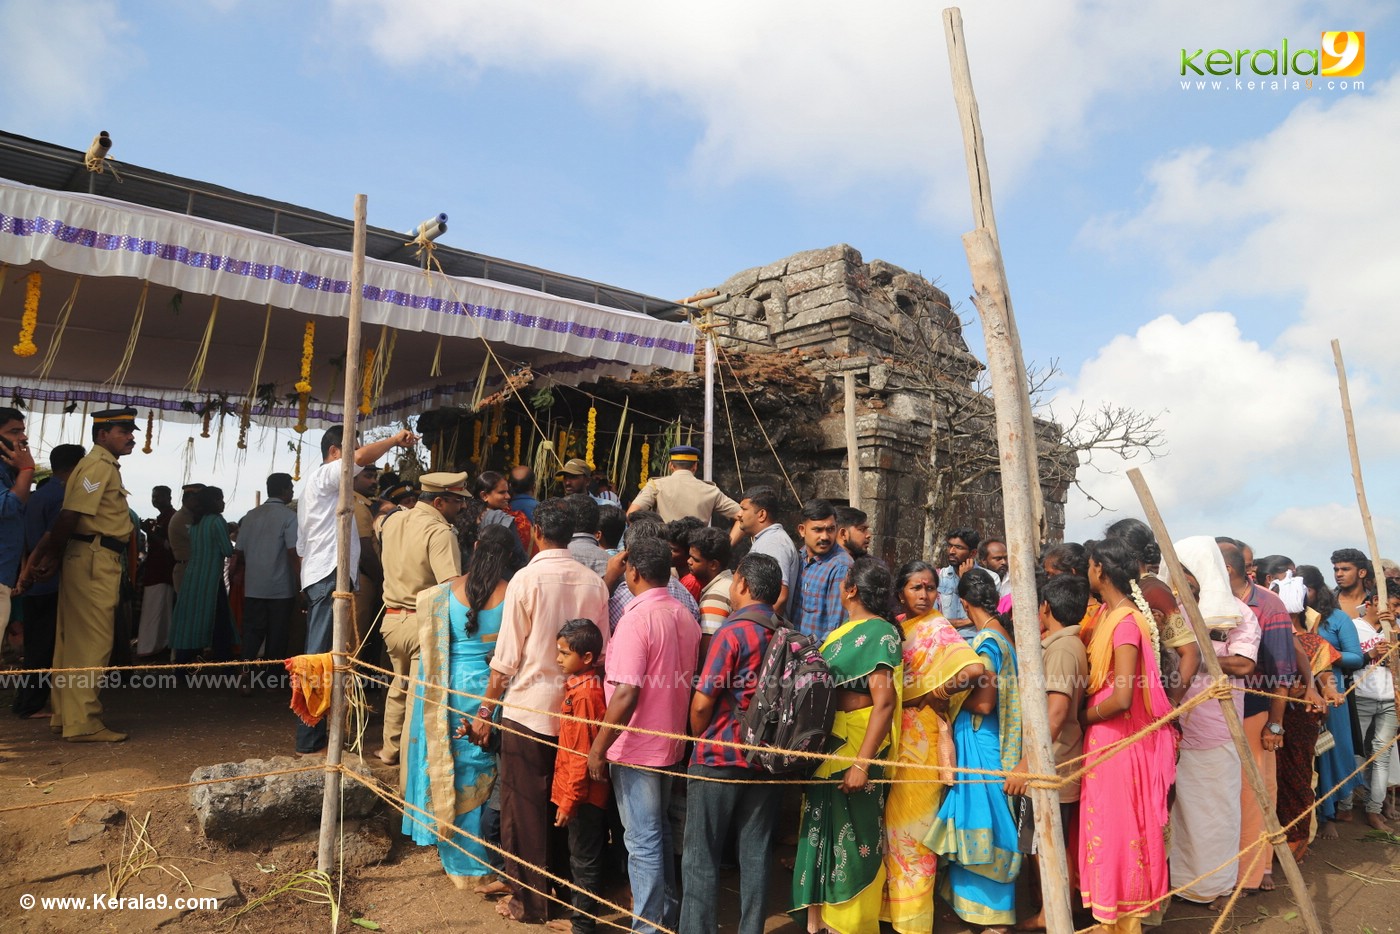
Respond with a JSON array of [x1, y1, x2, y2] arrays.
[[737, 609, 836, 776]]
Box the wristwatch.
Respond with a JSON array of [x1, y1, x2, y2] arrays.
[[1266, 722, 1284, 736]]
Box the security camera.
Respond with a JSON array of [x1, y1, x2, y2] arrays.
[[410, 213, 448, 242]]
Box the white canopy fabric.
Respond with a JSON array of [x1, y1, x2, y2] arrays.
[[0, 179, 695, 428]]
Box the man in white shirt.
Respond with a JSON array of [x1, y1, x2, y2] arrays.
[[294, 424, 416, 756], [1351, 597, 1396, 831]]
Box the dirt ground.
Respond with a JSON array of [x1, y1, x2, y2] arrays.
[[1, 676, 1398, 934]]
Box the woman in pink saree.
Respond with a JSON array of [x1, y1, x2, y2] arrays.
[[1079, 538, 1176, 933]]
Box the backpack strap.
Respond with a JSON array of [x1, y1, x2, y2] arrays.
[[728, 605, 787, 632]]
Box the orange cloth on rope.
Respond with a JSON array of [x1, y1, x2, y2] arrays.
[[285, 654, 335, 726]]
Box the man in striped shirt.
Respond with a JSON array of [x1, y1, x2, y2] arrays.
[[679, 553, 782, 934], [688, 526, 733, 657]]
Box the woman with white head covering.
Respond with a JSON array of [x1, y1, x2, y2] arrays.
[[1167, 537, 1261, 909]]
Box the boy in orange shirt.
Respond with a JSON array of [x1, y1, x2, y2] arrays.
[[552, 619, 610, 934]]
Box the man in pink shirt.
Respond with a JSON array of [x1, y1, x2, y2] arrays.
[[470, 499, 609, 925], [588, 538, 700, 934]]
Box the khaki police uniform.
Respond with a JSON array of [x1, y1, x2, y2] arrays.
[[51, 445, 132, 738], [378, 495, 462, 769], [630, 467, 742, 525], [352, 491, 381, 647]]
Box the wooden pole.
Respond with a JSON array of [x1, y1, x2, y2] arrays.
[[703, 327, 715, 482], [943, 7, 1046, 541], [317, 193, 367, 873], [1332, 340, 1392, 629], [1128, 468, 1323, 934], [844, 372, 860, 508], [963, 228, 1074, 933]]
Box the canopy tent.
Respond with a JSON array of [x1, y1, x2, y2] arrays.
[[0, 177, 696, 432]]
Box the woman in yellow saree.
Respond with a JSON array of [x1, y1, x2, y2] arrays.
[[881, 560, 986, 933], [792, 557, 903, 934]]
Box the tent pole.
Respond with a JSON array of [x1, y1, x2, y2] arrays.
[[317, 193, 367, 874], [703, 325, 715, 482]]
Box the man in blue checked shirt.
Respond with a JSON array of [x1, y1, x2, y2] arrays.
[[791, 499, 852, 641]]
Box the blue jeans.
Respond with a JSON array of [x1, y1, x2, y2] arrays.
[[611, 763, 678, 934], [295, 573, 336, 754], [1357, 695, 1398, 813], [678, 764, 779, 934]]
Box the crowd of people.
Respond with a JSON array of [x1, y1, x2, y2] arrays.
[[4, 406, 1399, 934]]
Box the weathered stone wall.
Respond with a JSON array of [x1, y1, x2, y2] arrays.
[[416, 244, 1073, 566]]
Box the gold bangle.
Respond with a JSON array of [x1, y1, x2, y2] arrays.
[[851, 762, 868, 774]]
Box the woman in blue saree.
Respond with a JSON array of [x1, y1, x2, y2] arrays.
[[402, 525, 517, 885], [1300, 565, 1367, 837], [923, 569, 1022, 931]]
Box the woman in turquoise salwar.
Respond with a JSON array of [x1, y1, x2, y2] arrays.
[[402, 525, 516, 886], [792, 557, 903, 934], [923, 569, 1022, 932]]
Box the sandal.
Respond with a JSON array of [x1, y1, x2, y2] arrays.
[[475, 877, 511, 898]]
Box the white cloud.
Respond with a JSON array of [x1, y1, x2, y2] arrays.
[[0, 0, 142, 125], [328, 0, 1326, 221], [1058, 75, 1400, 560]]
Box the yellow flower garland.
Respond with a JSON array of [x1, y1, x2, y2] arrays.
[[585, 405, 597, 469], [236, 398, 251, 450], [639, 440, 650, 486], [295, 321, 314, 395], [358, 348, 376, 416], [293, 444, 302, 481], [142, 410, 154, 454], [512, 424, 522, 466], [13, 272, 40, 357], [471, 418, 483, 465]]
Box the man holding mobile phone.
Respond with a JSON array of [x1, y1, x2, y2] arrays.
[[0, 406, 37, 644]]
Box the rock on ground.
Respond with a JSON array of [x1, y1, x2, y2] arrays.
[[189, 755, 379, 846]]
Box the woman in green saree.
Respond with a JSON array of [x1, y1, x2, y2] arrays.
[[792, 557, 903, 934]]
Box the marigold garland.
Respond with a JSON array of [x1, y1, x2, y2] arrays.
[[358, 348, 376, 416], [487, 403, 503, 446], [13, 272, 41, 357], [584, 405, 597, 469], [236, 398, 251, 450], [512, 424, 522, 466], [293, 442, 302, 482], [471, 419, 483, 465], [142, 410, 154, 454], [295, 321, 315, 395], [294, 393, 309, 434], [639, 440, 650, 486]]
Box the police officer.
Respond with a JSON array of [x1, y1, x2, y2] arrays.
[[375, 472, 466, 779], [21, 407, 138, 742], [626, 444, 742, 526]]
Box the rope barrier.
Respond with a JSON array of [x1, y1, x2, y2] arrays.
[[338, 768, 669, 933]]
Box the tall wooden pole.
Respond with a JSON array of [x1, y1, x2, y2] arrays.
[[964, 230, 1074, 932], [943, 6, 1045, 541], [1129, 468, 1323, 934], [317, 193, 367, 873], [1332, 340, 1392, 628], [942, 10, 1073, 932], [844, 372, 860, 508]]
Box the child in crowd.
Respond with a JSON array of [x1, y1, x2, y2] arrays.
[[552, 619, 611, 934]]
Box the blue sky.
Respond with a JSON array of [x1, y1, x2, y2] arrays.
[[3, 0, 1397, 570]]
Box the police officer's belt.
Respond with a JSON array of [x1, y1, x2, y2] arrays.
[[72, 532, 127, 554]]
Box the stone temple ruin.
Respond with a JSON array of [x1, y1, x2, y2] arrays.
[[417, 244, 1074, 564]]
